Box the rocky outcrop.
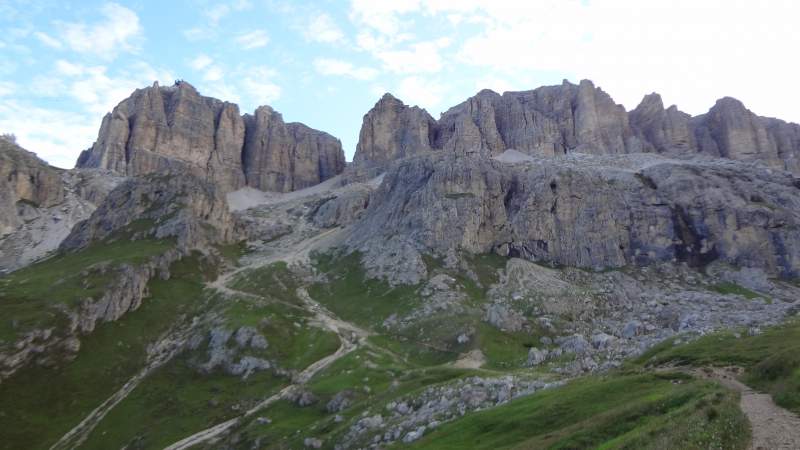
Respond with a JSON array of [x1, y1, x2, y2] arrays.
[[353, 80, 800, 175], [0, 169, 124, 272], [76, 81, 345, 193], [349, 152, 800, 280], [691, 98, 800, 173], [0, 137, 64, 236], [0, 248, 181, 382], [242, 106, 345, 192], [353, 94, 436, 167], [631, 94, 800, 174], [352, 80, 648, 168], [629, 93, 696, 153], [436, 80, 646, 157], [61, 168, 235, 251]]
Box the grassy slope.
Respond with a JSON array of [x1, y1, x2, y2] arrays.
[[0, 236, 173, 343], [309, 251, 541, 369], [78, 263, 340, 450], [0, 252, 211, 450], [410, 372, 748, 450], [233, 346, 478, 449], [635, 318, 800, 413]]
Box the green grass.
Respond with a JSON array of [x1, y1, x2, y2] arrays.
[[0, 237, 174, 344], [0, 253, 213, 450], [410, 372, 748, 450], [636, 318, 800, 413], [75, 292, 339, 450], [231, 348, 477, 449], [215, 240, 249, 266], [477, 323, 542, 369], [309, 252, 422, 329], [79, 357, 285, 450], [708, 282, 763, 300], [229, 262, 303, 306]]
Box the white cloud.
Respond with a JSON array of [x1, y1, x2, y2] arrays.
[[183, 27, 205, 41], [395, 76, 445, 111], [53, 60, 173, 115], [203, 65, 224, 82], [305, 13, 345, 44], [0, 60, 174, 168], [205, 4, 231, 24], [347, 0, 800, 122], [0, 99, 100, 168], [202, 82, 242, 106], [349, 0, 421, 35], [30, 76, 65, 97], [33, 31, 62, 49], [238, 66, 281, 109], [236, 30, 270, 49], [0, 81, 16, 97], [55, 59, 85, 76], [375, 38, 450, 74], [242, 77, 281, 105], [190, 54, 213, 71], [314, 58, 379, 80], [205, 0, 252, 25], [57, 2, 142, 59], [189, 55, 224, 82]]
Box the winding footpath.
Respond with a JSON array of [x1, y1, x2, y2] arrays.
[[163, 287, 369, 450], [694, 367, 800, 450], [164, 227, 370, 450], [49, 323, 193, 450]]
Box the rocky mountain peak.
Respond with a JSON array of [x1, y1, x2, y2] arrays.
[[76, 81, 345, 193], [636, 92, 665, 110], [352, 92, 437, 167], [354, 80, 800, 175]]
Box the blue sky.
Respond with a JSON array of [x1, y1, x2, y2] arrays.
[[1, 0, 798, 168]]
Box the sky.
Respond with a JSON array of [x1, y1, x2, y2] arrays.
[[0, 0, 799, 168]]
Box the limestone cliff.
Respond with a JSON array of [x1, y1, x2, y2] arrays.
[[348, 152, 800, 280], [353, 80, 800, 175], [61, 168, 235, 251], [76, 81, 345, 193], [242, 106, 345, 192], [353, 93, 437, 167], [0, 137, 64, 236]]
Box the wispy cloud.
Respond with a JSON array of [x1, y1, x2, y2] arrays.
[[236, 30, 270, 49], [55, 3, 143, 60], [305, 13, 345, 44], [314, 58, 378, 81], [33, 31, 62, 49]]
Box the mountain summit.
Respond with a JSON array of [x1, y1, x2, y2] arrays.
[[76, 81, 346, 193]]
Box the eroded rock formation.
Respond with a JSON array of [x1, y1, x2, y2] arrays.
[[349, 152, 800, 280], [61, 168, 235, 251], [353, 79, 800, 175], [76, 81, 345, 193], [0, 137, 64, 236]]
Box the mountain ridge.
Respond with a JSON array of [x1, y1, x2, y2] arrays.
[[75, 81, 346, 193], [353, 79, 800, 175]]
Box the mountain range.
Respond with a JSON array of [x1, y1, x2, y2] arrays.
[[0, 79, 799, 449]]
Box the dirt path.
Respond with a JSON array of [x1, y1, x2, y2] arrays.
[[694, 367, 800, 450], [163, 286, 367, 450], [49, 323, 193, 450]]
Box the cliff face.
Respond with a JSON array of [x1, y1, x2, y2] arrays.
[[0, 138, 64, 236], [349, 152, 800, 280], [242, 106, 345, 192], [435, 80, 646, 157], [353, 93, 437, 167], [61, 168, 235, 252], [76, 81, 345, 193], [353, 80, 800, 175]]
